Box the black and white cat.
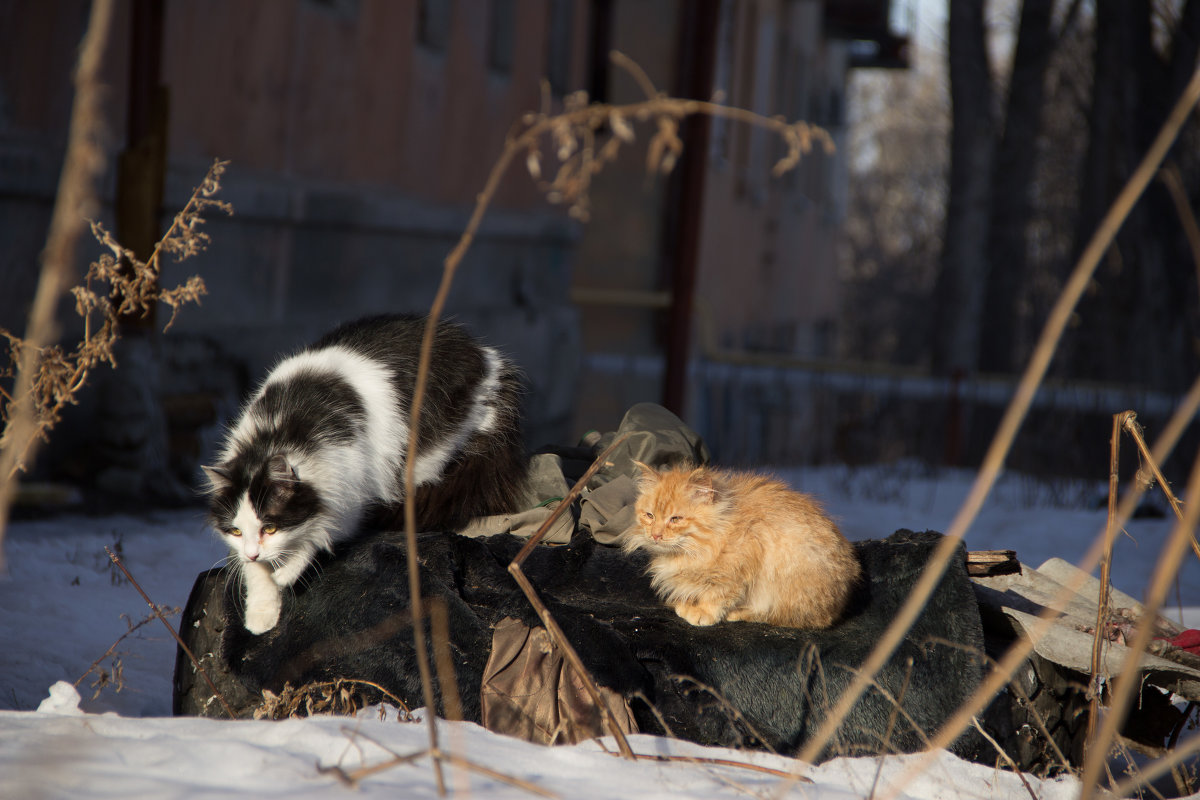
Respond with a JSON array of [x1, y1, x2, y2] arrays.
[[203, 314, 528, 634]]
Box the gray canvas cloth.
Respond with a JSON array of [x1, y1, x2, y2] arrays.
[[458, 402, 710, 545]]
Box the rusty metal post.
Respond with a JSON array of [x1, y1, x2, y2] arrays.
[[660, 0, 719, 417], [115, 0, 168, 329]]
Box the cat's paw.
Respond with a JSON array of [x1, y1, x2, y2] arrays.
[[243, 599, 281, 634], [674, 602, 722, 627]]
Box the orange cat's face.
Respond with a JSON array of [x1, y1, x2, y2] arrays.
[[632, 463, 715, 550]]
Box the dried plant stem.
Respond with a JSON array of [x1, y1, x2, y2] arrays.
[[867, 659, 919, 800], [428, 599, 463, 722], [399, 50, 829, 781], [74, 607, 176, 690], [880, 660, 917, 754], [1114, 713, 1200, 798], [797, 59, 1200, 770], [1122, 414, 1195, 552], [398, 515, 445, 795], [1085, 411, 1130, 752], [298, 679, 412, 716], [1159, 164, 1200, 307], [597, 742, 811, 781], [511, 434, 628, 563], [598, 738, 810, 799], [970, 717, 1041, 800], [877, 377, 1200, 800], [505, 436, 634, 758], [507, 568, 634, 754], [673, 676, 778, 754], [325, 727, 560, 798], [104, 546, 236, 720], [0, 0, 116, 570], [1078, 446, 1200, 799]]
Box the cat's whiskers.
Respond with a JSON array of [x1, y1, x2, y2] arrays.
[[210, 552, 236, 573], [264, 543, 304, 571], [293, 560, 324, 594]]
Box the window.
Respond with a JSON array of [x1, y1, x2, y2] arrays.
[[418, 0, 450, 51], [545, 0, 574, 93], [305, 0, 359, 20], [489, 0, 515, 73]]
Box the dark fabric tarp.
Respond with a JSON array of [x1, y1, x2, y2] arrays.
[[174, 403, 987, 760], [174, 526, 986, 760]]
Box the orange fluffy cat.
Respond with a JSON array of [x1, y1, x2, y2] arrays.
[[624, 461, 861, 629]]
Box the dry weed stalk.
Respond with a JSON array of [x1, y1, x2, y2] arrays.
[[671, 675, 778, 754], [104, 545, 236, 719], [798, 59, 1200, 781], [75, 605, 180, 700], [970, 718, 1042, 800], [399, 50, 833, 795], [1115, 724, 1200, 798], [593, 737, 812, 783], [1159, 163, 1200, 304], [871, 381, 1200, 800], [1078, 446, 1200, 799], [1087, 410, 1198, 757], [0, 0, 227, 575], [428, 598, 464, 722], [0, 156, 229, 578], [1122, 413, 1194, 541], [0, 0, 115, 572], [1085, 411, 1131, 751], [321, 726, 560, 799], [506, 435, 636, 760], [0, 158, 227, 478], [520, 52, 833, 223], [254, 679, 414, 721]]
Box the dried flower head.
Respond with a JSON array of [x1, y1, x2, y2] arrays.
[[511, 51, 834, 224], [0, 159, 232, 478]]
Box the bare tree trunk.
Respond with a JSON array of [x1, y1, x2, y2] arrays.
[[1141, 0, 1200, 391], [1068, 1, 1145, 385], [933, 0, 995, 376], [1069, 1, 1200, 391], [979, 0, 1055, 374]]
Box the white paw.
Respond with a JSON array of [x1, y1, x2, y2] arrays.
[[244, 598, 281, 634]]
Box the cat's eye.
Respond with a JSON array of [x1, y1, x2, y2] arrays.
[[641, 511, 654, 522], [669, 515, 683, 524], [261, 524, 278, 535], [229, 527, 242, 537]]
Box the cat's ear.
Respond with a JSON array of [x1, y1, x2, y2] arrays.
[[632, 460, 659, 482], [201, 465, 232, 492], [689, 469, 716, 504], [266, 453, 299, 482]]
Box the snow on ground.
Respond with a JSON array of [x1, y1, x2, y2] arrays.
[[1, 699, 1082, 800], [0, 464, 1191, 798], [781, 463, 1200, 615]]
